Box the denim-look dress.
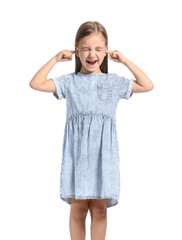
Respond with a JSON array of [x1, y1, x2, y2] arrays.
[[51, 72, 134, 208]]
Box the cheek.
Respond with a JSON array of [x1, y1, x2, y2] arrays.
[[80, 52, 87, 60], [79, 54, 88, 65], [98, 52, 106, 60]]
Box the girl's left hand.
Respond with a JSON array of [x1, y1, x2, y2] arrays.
[[106, 50, 127, 64]]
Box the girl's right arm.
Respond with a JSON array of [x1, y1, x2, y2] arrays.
[[29, 50, 75, 92]]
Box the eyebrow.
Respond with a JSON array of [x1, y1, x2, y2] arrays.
[[81, 46, 103, 49]]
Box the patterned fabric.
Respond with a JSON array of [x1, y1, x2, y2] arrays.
[[52, 72, 134, 208]]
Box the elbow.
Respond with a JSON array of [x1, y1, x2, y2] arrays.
[[150, 83, 154, 90], [145, 78, 154, 91], [29, 78, 46, 90], [29, 81, 37, 90], [149, 79, 154, 90], [148, 83, 154, 91], [145, 82, 154, 92], [29, 81, 34, 89]]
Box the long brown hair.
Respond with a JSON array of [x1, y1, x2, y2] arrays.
[[74, 21, 108, 74]]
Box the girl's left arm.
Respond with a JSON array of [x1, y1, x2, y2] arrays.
[[124, 58, 154, 93], [107, 50, 154, 93]]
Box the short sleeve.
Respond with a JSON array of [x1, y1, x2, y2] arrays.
[[114, 73, 134, 100], [51, 74, 69, 100]]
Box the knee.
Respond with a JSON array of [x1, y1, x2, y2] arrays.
[[70, 202, 89, 220], [89, 199, 107, 219], [90, 206, 107, 219]]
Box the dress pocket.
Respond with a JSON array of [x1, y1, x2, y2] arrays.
[[97, 83, 112, 101]]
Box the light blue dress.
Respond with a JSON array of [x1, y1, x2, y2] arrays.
[[51, 72, 134, 208]]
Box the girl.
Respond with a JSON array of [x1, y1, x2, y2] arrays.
[[30, 21, 154, 240]]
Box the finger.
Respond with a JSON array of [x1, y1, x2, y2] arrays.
[[63, 53, 71, 59], [108, 55, 117, 60], [63, 55, 70, 59], [106, 50, 113, 54], [61, 53, 66, 58], [70, 50, 76, 54]]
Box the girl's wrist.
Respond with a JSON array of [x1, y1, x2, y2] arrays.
[[54, 55, 59, 63], [122, 57, 128, 65]]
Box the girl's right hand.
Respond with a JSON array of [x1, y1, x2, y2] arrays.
[[55, 50, 75, 62]]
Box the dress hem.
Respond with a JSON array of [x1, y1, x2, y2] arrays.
[[60, 195, 119, 208]]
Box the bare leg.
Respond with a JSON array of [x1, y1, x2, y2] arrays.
[[69, 198, 90, 240], [89, 199, 108, 240]]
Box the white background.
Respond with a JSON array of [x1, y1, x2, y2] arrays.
[[0, 0, 182, 239]]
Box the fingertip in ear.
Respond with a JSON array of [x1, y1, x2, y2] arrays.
[[75, 47, 79, 57]]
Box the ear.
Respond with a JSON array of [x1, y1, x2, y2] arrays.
[[75, 47, 79, 57], [105, 46, 109, 56]]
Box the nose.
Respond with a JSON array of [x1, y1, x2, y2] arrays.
[[88, 50, 96, 58]]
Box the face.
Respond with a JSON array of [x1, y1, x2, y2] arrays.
[[75, 32, 108, 74]]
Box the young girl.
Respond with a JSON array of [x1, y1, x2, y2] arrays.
[[30, 21, 154, 240]]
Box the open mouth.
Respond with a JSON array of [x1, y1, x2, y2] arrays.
[[86, 60, 98, 65]]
